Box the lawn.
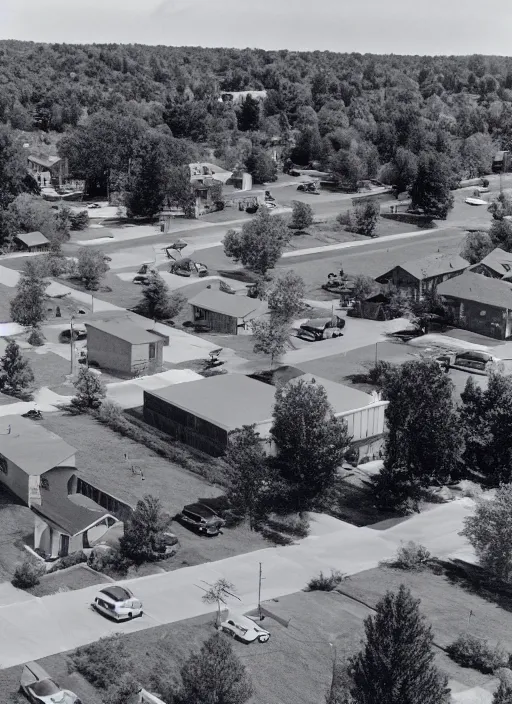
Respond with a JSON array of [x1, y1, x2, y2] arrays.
[[40, 413, 268, 566], [28, 564, 110, 598], [0, 488, 35, 581], [0, 282, 14, 322]]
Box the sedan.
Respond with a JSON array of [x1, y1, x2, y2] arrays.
[[220, 614, 270, 643], [92, 585, 143, 621], [59, 326, 87, 343], [20, 661, 81, 704]]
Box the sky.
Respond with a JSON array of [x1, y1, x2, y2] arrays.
[[1, 0, 512, 56]]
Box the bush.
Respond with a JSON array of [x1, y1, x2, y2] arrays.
[[48, 551, 87, 573], [306, 569, 346, 591], [69, 635, 130, 689], [482, 179, 490, 188], [446, 633, 509, 674], [12, 560, 44, 589], [362, 360, 394, 387], [27, 327, 45, 346], [87, 548, 131, 577], [260, 526, 294, 545], [69, 210, 89, 230], [384, 541, 431, 571], [265, 513, 310, 538]]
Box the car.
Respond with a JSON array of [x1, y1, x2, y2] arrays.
[[220, 614, 271, 644], [178, 503, 225, 536], [92, 585, 143, 621], [454, 350, 496, 371], [59, 326, 87, 343], [20, 661, 81, 704], [87, 203, 101, 209], [298, 316, 345, 341]]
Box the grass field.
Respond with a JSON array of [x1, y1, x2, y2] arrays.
[[0, 489, 33, 581], [28, 565, 110, 598]]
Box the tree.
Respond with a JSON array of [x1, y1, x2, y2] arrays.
[[252, 317, 289, 367], [488, 192, 512, 221], [461, 485, 512, 583], [226, 425, 270, 529], [409, 151, 454, 219], [76, 248, 110, 290], [266, 271, 305, 322], [4, 194, 66, 246], [489, 219, 512, 252], [10, 260, 47, 328], [354, 201, 380, 237], [136, 271, 186, 320], [291, 125, 324, 166], [167, 165, 196, 217], [493, 676, 512, 704], [271, 378, 350, 510], [460, 374, 512, 485], [461, 133, 495, 178], [352, 275, 375, 303], [380, 148, 418, 195], [375, 360, 460, 508], [71, 367, 106, 412], [349, 585, 448, 704], [201, 579, 239, 626], [290, 201, 314, 231], [223, 208, 291, 275], [0, 340, 34, 398], [237, 95, 260, 132], [125, 132, 172, 217], [0, 125, 37, 213], [177, 633, 253, 704], [119, 494, 171, 564], [245, 147, 277, 184], [460, 230, 494, 264], [331, 148, 366, 191]]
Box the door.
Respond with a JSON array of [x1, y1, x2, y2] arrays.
[[59, 534, 70, 557]]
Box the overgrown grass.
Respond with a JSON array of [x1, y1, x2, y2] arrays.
[[306, 570, 346, 592]]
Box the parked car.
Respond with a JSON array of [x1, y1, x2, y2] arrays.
[[59, 326, 87, 342], [92, 585, 143, 621], [435, 354, 452, 372], [454, 350, 496, 372], [178, 503, 225, 536], [298, 317, 345, 341], [220, 614, 271, 643], [87, 203, 101, 209], [20, 661, 81, 704]]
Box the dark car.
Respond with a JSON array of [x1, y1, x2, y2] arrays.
[[454, 350, 495, 372], [298, 317, 345, 341], [178, 503, 225, 536], [59, 326, 87, 343]]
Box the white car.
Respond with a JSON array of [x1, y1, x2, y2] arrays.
[[20, 661, 81, 703], [92, 585, 143, 621], [220, 614, 270, 643]]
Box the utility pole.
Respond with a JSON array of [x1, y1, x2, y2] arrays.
[[375, 341, 378, 365], [70, 315, 75, 375], [258, 562, 264, 620]]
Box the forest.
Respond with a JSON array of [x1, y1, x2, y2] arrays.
[[1, 40, 512, 216]]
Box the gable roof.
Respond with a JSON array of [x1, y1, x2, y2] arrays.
[[376, 254, 469, 283], [469, 248, 512, 277], [0, 416, 76, 475], [28, 154, 61, 169], [85, 320, 163, 345], [438, 272, 512, 309], [15, 231, 49, 248], [188, 290, 268, 319]]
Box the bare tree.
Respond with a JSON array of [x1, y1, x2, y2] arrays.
[[201, 578, 240, 625]]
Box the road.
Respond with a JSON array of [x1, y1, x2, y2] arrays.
[[0, 499, 476, 668]]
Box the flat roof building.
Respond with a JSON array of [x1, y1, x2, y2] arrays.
[[85, 319, 165, 376], [188, 289, 268, 335]]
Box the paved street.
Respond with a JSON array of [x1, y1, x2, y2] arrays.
[[0, 499, 476, 668]]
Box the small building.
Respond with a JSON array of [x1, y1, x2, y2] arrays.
[[219, 90, 267, 105], [0, 416, 76, 506], [27, 154, 68, 188], [375, 254, 469, 301], [143, 373, 388, 458], [15, 231, 50, 252], [188, 289, 268, 335], [349, 292, 391, 321], [438, 272, 512, 339], [468, 248, 512, 279], [31, 468, 124, 559], [85, 320, 164, 376], [492, 151, 511, 174]]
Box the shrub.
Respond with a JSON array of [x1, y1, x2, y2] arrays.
[[482, 179, 490, 188], [446, 634, 509, 674], [87, 548, 131, 577], [48, 551, 87, 573], [385, 541, 431, 571], [362, 360, 394, 387], [265, 513, 310, 538], [12, 560, 44, 589], [260, 526, 293, 545], [69, 635, 131, 689], [306, 569, 345, 591], [69, 210, 89, 230], [27, 327, 45, 346]]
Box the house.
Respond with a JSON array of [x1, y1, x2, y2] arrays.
[[438, 272, 512, 339], [31, 468, 124, 559], [349, 292, 391, 321], [219, 90, 267, 105], [492, 151, 510, 173], [14, 231, 50, 253], [375, 254, 469, 300], [27, 154, 68, 188], [468, 248, 512, 279], [188, 163, 233, 218], [188, 289, 268, 334], [143, 373, 388, 458], [0, 415, 76, 506], [85, 320, 164, 376]]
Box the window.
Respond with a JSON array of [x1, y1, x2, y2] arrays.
[[149, 343, 156, 360]]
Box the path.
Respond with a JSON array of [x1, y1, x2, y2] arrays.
[[0, 498, 476, 668]]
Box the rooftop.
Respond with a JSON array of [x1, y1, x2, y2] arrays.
[[0, 416, 76, 476], [31, 468, 113, 536], [85, 320, 163, 345], [188, 289, 268, 319], [15, 231, 49, 248], [28, 154, 61, 169], [376, 254, 469, 282], [290, 374, 373, 414], [469, 247, 512, 277], [438, 272, 512, 309]]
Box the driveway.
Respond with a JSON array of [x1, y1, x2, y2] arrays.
[[0, 498, 476, 668]]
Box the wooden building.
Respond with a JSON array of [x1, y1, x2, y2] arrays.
[[375, 254, 468, 301], [15, 231, 50, 252], [188, 289, 268, 335]]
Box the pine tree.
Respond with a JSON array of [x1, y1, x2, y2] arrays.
[[136, 271, 185, 320], [177, 633, 253, 704], [119, 494, 170, 564], [0, 340, 34, 398], [71, 367, 106, 412], [349, 585, 448, 704], [10, 260, 47, 327]]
